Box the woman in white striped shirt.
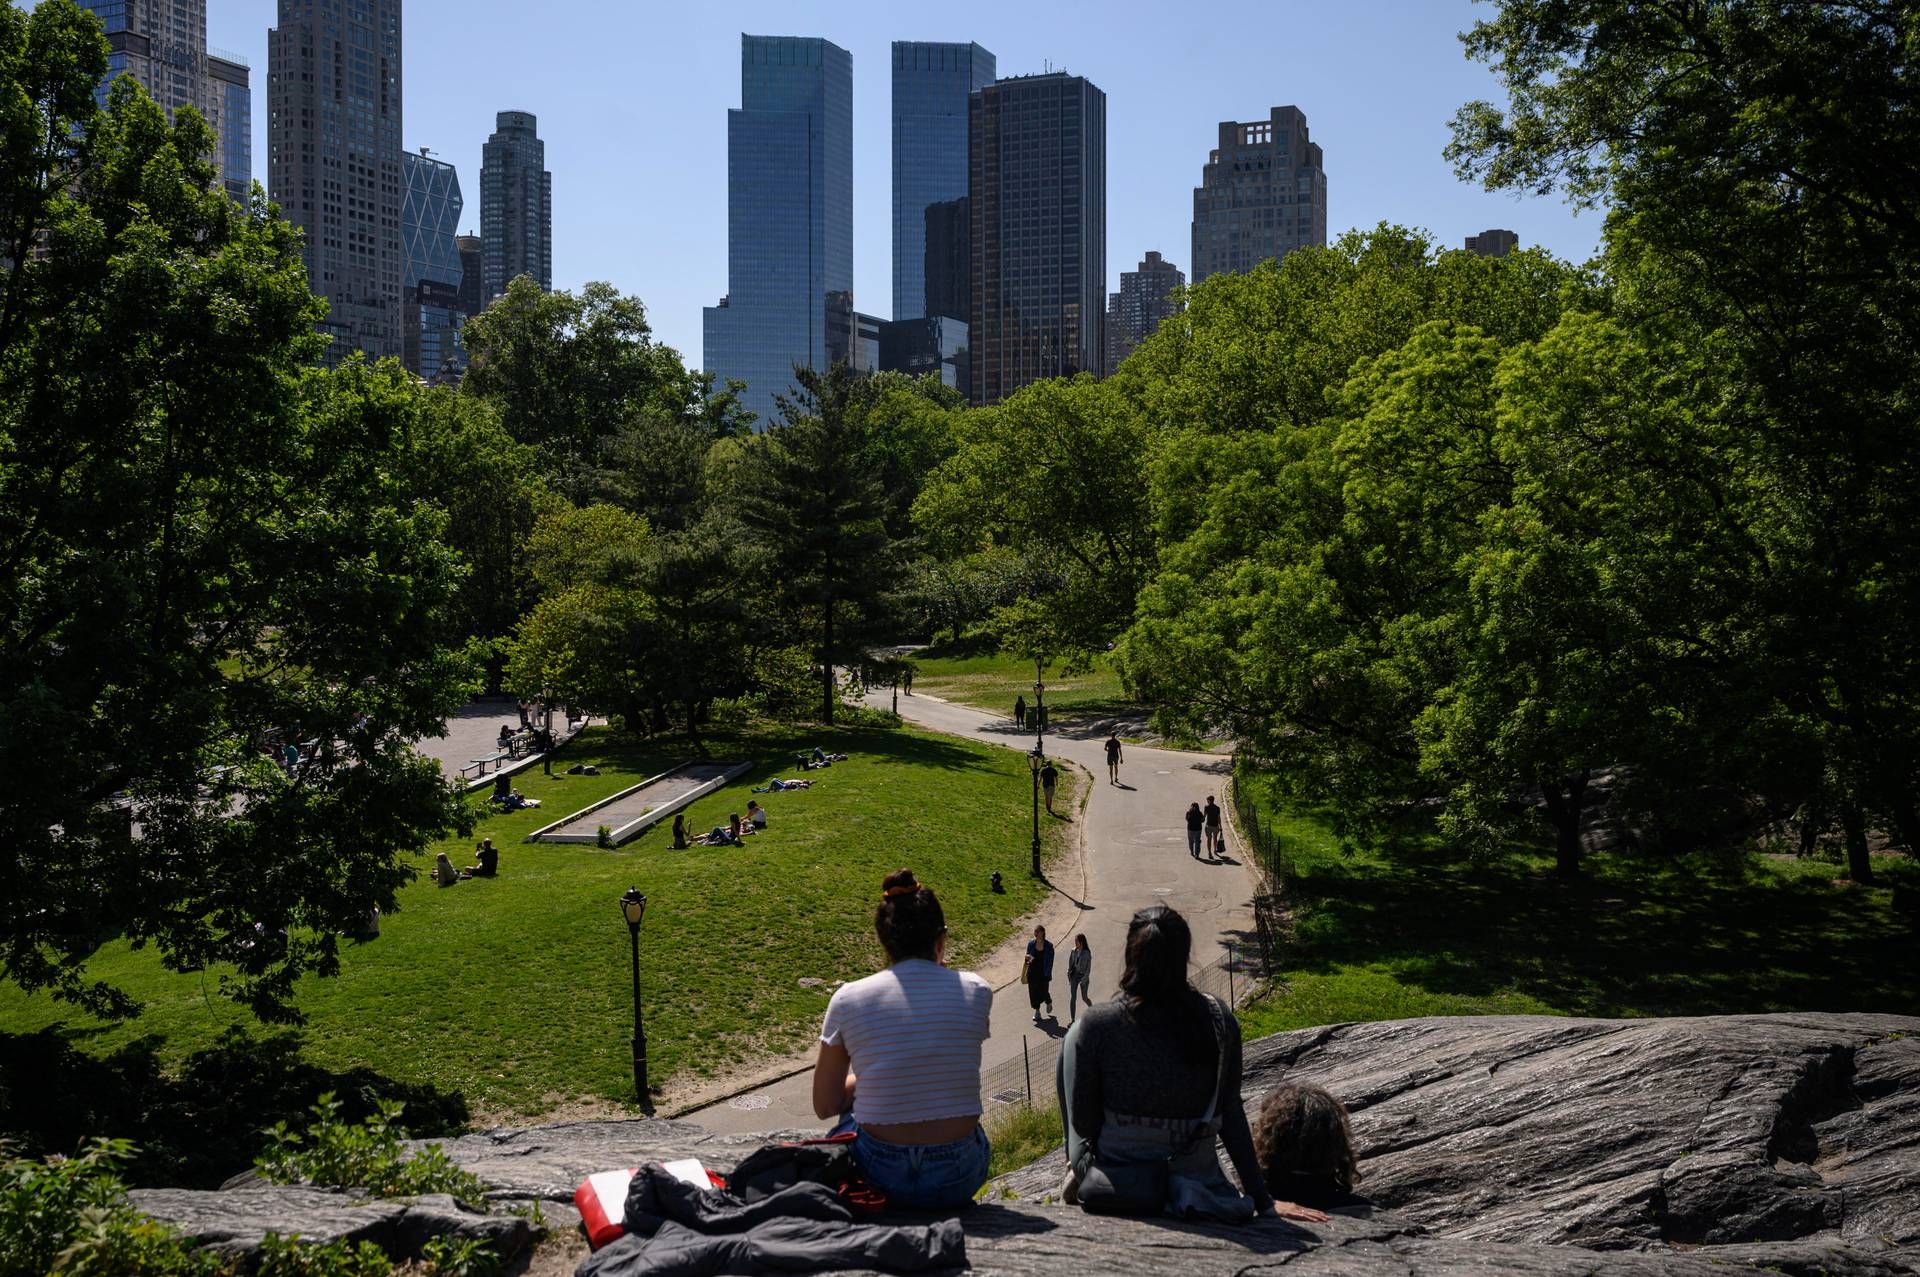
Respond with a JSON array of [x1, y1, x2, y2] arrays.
[[812, 868, 995, 1209]]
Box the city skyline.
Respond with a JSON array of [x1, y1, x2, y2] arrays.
[[204, 0, 1602, 369]]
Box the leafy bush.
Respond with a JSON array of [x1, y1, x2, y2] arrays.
[[0, 1138, 185, 1277], [833, 700, 900, 730], [254, 1234, 391, 1277], [256, 1094, 488, 1204]]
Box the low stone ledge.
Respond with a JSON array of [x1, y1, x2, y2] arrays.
[[126, 1185, 533, 1265]]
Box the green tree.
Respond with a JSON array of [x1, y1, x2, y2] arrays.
[[0, 4, 473, 1020], [737, 363, 901, 724], [459, 278, 748, 502], [1449, 0, 1920, 880], [915, 374, 1153, 660]]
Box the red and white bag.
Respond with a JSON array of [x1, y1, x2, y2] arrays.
[[574, 1168, 636, 1251]]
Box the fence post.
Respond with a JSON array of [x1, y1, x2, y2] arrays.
[[1022, 1036, 1032, 1107], [1228, 940, 1236, 1006]]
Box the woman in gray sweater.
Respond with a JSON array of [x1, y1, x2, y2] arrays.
[[1055, 905, 1327, 1223]]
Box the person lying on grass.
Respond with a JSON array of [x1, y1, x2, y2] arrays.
[[753, 777, 815, 793], [812, 868, 994, 1210]]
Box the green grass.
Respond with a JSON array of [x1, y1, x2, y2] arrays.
[[1236, 775, 1920, 1041], [0, 721, 1079, 1120], [909, 645, 1130, 724], [983, 1102, 1064, 1185]]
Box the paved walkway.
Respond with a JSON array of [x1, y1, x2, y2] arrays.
[[680, 690, 1261, 1134], [417, 700, 588, 786]]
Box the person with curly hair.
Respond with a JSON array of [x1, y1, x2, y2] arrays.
[[1251, 1082, 1364, 1210]]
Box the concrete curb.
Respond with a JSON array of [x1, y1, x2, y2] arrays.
[[526, 761, 753, 846]]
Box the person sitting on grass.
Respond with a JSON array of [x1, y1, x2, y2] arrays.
[[467, 839, 498, 877], [672, 813, 689, 849], [434, 852, 465, 887], [812, 868, 993, 1210], [747, 800, 768, 829], [1056, 904, 1328, 1224], [729, 812, 754, 840], [1253, 1082, 1364, 1211], [695, 823, 743, 847]]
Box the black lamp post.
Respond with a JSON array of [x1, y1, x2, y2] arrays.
[[1031, 656, 1046, 878], [1029, 748, 1043, 878], [619, 887, 654, 1115]]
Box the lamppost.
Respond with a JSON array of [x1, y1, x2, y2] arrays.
[[618, 887, 654, 1115], [542, 681, 555, 776], [1030, 655, 1046, 878], [1029, 747, 1043, 878]]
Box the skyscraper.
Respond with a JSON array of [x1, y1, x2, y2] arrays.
[[203, 52, 251, 202], [402, 150, 466, 381], [892, 41, 995, 323], [268, 0, 405, 365], [703, 35, 853, 426], [1105, 251, 1184, 372], [479, 111, 552, 302], [455, 233, 485, 319], [81, 2, 250, 201], [968, 71, 1106, 406], [1191, 106, 1327, 284], [1465, 228, 1519, 258]]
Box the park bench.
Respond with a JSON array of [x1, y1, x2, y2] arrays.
[[461, 751, 508, 779]]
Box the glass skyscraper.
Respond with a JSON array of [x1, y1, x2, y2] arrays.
[[402, 150, 466, 381], [892, 41, 994, 323], [969, 72, 1107, 405], [703, 35, 853, 427], [480, 111, 553, 302]]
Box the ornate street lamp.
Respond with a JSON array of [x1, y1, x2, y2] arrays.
[[619, 887, 654, 1115], [1029, 748, 1043, 879]]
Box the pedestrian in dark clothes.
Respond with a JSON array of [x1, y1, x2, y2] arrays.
[[1204, 796, 1224, 858], [1025, 925, 1056, 1023], [1042, 759, 1059, 814], [1014, 694, 1027, 729], [904, 665, 914, 694], [1105, 733, 1123, 784], [1185, 802, 1205, 858]]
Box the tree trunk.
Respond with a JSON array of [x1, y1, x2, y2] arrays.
[[1541, 772, 1589, 878], [1841, 801, 1875, 883]]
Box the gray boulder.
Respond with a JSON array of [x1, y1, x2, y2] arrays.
[[129, 1013, 1920, 1274]]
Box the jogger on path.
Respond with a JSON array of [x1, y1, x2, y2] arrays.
[[1104, 733, 1123, 784]]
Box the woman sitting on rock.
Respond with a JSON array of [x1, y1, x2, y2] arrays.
[[1252, 1082, 1363, 1211], [812, 868, 994, 1209], [1056, 904, 1327, 1223]]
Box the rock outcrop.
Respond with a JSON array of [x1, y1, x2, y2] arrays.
[[127, 1012, 1920, 1274]]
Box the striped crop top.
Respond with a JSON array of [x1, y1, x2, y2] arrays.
[[819, 959, 994, 1125]]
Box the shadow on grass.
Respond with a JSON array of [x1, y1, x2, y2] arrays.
[[0, 1026, 467, 1188], [1279, 836, 1920, 1019]]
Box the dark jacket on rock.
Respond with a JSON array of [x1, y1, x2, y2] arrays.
[[578, 1164, 966, 1277]]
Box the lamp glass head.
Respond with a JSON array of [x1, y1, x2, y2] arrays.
[[619, 888, 647, 929]]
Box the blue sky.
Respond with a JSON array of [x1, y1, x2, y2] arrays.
[[206, 0, 1600, 367]]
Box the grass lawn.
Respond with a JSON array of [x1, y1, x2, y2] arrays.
[[909, 644, 1130, 725], [1235, 773, 1920, 1041], [0, 720, 1078, 1122]]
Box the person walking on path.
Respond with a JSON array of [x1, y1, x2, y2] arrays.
[[903, 664, 915, 695], [1014, 694, 1027, 729], [1185, 801, 1205, 859], [1025, 925, 1056, 1024], [1204, 796, 1224, 859], [1104, 733, 1124, 785], [1066, 934, 1093, 1022], [1041, 758, 1060, 815]]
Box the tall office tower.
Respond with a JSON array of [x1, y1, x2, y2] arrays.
[[923, 196, 969, 324], [967, 71, 1107, 406], [892, 41, 995, 322], [479, 111, 552, 301], [455, 233, 485, 317], [203, 52, 251, 201], [81, 2, 250, 201], [1190, 106, 1326, 284], [1465, 228, 1519, 258], [401, 150, 466, 381], [268, 0, 405, 365], [1105, 250, 1184, 372], [703, 35, 853, 426]]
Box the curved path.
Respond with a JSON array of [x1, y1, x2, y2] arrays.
[[679, 691, 1263, 1134]]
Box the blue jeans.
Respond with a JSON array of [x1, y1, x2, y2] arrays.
[[834, 1120, 991, 1210]]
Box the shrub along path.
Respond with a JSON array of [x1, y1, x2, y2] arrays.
[[0, 720, 1076, 1124]]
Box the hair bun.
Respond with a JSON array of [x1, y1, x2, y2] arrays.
[[880, 868, 920, 899]]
